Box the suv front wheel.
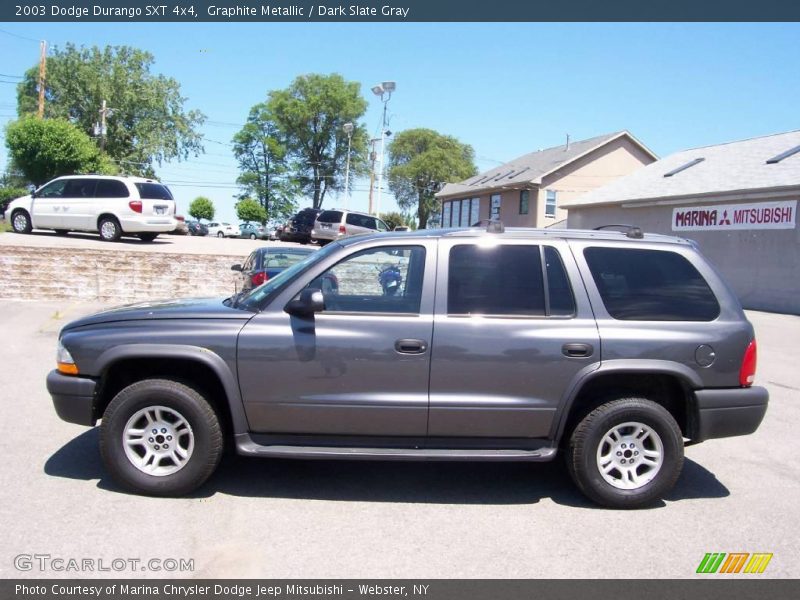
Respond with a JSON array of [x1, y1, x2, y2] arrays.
[[100, 378, 223, 496], [566, 398, 684, 509]]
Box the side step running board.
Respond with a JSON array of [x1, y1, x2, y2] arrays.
[[235, 434, 557, 462]]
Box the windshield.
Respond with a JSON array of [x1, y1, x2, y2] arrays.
[[237, 242, 341, 310]]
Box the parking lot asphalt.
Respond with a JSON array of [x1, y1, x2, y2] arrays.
[[0, 301, 797, 578], [0, 228, 306, 256]]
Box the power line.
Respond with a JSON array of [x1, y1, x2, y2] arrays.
[[0, 28, 41, 43]]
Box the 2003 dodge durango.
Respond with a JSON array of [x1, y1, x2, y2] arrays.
[[47, 224, 768, 508]]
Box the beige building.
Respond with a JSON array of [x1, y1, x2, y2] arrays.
[[435, 131, 656, 228], [563, 130, 800, 314]]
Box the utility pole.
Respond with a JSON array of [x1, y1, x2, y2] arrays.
[[371, 81, 396, 217], [37, 40, 47, 118], [97, 100, 113, 152], [367, 138, 380, 215], [343, 122, 354, 210]]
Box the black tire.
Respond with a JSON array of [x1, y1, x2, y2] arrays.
[[138, 232, 158, 242], [98, 216, 122, 242], [11, 209, 32, 234], [100, 378, 223, 496], [217, 231, 224, 238], [566, 398, 684, 509], [249, 233, 256, 240], [54, 229, 69, 236]]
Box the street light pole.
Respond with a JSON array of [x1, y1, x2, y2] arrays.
[[343, 122, 354, 210], [371, 81, 396, 217]]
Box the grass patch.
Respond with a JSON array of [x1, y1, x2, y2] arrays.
[[0, 219, 11, 234]]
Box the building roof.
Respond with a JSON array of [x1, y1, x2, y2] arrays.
[[563, 129, 800, 208], [436, 131, 655, 199]]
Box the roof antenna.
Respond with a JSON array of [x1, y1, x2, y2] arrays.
[[565, 134, 570, 151]]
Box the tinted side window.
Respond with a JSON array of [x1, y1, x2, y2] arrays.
[[448, 245, 545, 316], [319, 210, 343, 223], [62, 179, 98, 198], [544, 246, 576, 316], [584, 247, 720, 321], [305, 246, 426, 314], [37, 180, 67, 198], [95, 179, 130, 198], [134, 183, 173, 200]]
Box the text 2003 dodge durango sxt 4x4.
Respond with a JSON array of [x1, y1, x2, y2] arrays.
[[47, 224, 768, 508]]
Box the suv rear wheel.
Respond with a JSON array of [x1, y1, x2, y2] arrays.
[[566, 398, 684, 508], [100, 378, 223, 496], [98, 216, 122, 242]]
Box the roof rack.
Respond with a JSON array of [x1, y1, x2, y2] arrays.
[[593, 224, 644, 239]]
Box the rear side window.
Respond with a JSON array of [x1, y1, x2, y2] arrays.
[[319, 210, 343, 223], [134, 183, 173, 200], [584, 247, 720, 321], [448, 245, 545, 316], [95, 179, 130, 198], [544, 246, 576, 316]]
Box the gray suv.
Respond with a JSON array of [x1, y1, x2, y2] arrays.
[[311, 209, 389, 245], [46, 224, 767, 508]]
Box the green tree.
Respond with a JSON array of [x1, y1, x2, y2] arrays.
[[387, 128, 477, 229], [379, 211, 407, 230], [5, 116, 116, 185], [267, 73, 369, 209], [188, 196, 215, 221], [235, 198, 267, 223], [16, 43, 205, 176], [232, 103, 297, 221]]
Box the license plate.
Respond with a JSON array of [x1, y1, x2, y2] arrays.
[[322, 223, 331, 229], [155, 206, 166, 215]]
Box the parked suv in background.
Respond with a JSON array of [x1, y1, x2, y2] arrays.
[[312, 209, 389, 244], [7, 175, 177, 242], [46, 223, 767, 508], [279, 208, 321, 244]]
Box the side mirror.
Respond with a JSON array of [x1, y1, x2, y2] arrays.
[[285, 288, 325, 317], [231, 264, 242, 272]]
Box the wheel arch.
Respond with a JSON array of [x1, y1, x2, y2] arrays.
[[553, 360, 702, 445], [96, 212, 122, 230], [92, 345, 249, 437]]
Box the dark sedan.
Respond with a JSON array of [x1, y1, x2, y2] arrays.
[[231, 246, 316, 293], [186, 220, 208, 236]]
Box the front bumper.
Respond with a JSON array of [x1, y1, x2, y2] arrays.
[[693, 386, 768, 442], [46, 370, 98, 426]]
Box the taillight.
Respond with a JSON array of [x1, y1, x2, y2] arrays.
[[129, 200, 143, 213], [338, 224, 346, 234], [251, 272, 268, 287], [739, 339, 757, 387]]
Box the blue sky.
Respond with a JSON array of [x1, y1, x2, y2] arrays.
[[1, 22, 799, 224]]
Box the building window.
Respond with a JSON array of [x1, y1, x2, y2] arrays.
[[442, 202, 451, 228], [519, 190, 529, 215], [545, 190, 557, 218], [490, 194, 501, 219], [470, 198, 480, 225]]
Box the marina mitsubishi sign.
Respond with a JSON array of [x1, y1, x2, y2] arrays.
[[672, 200, 797, 231]]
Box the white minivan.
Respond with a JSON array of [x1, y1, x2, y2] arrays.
[[6, 175, 177, 242]]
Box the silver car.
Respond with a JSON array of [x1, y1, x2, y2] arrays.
[[311, 209, 389, 245]]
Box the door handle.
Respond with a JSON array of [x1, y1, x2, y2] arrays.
[[562, 343, 594, 358], [395, 339, 428, 354]]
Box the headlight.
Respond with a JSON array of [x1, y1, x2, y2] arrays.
[[56, 339, 79, 375]]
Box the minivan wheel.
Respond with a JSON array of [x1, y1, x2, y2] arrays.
[[11, 209, 32, 234], [217, 231, 224, 238], [98, 216, 122, 242], [566, 398, 684, 509], [100, 379, 223, 496]]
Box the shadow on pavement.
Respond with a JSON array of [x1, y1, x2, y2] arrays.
[[45, 428, 729, 508], [29, 230, 173, 245]]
